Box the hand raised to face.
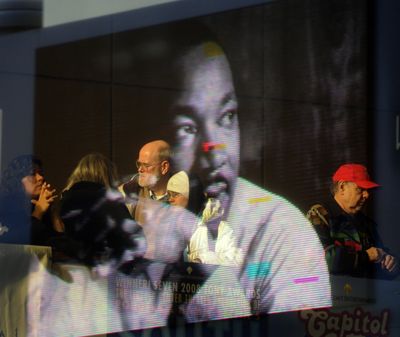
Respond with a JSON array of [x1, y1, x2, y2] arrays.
[[31, 182, 57, 220]]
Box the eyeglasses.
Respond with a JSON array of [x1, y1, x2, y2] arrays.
[[136, 160, 161, 170], [168, 191, 182, 199]]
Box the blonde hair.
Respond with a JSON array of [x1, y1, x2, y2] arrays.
[[64, 153, 117, 191]]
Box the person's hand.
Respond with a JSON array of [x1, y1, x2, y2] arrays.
[[32, 182, 57, 220], [381, 254, 398, 273], [366, 246, 385, 263]]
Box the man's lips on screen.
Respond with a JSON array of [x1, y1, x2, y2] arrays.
[[204, 175, 229, 197]]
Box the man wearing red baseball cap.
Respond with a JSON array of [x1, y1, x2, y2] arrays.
[[307, 163, 398, 279]]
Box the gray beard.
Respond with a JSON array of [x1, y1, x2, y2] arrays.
[[139, 173, 160, 189]]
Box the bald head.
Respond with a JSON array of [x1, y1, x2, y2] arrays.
[[140, 140, 171, 163], [137, 140, 171, 195]]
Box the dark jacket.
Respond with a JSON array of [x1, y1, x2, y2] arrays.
[[59, 181, 144, 267], [307, 199, 398, 279]]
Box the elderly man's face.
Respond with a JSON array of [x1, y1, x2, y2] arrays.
[[169, 44, 240, 215], [137, 148, 162, 189], [337, 181, 370, 215]]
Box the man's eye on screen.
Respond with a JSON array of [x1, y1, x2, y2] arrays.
[[176, 124, 198, 138], [218, 109, 237, 129]]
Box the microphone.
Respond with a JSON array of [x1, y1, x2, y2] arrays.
[[129, 173, 139, 182], [123, 173, 140, 197]]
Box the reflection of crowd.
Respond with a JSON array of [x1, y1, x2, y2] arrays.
[[1, 148, 398, 336], [0, 142, 330, 334], [1, 149, 396, 314]]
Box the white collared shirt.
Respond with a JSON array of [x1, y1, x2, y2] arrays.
[[149, 190, 168, 201]]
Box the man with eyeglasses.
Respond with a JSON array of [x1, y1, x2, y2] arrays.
[[120, 140, 172, 224]]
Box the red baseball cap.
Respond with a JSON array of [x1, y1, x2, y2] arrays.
[[332, 164, 380, 189]]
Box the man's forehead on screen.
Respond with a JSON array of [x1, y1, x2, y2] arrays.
[[170, 42, 240, 216]]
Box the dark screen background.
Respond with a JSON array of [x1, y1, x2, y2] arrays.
[[34, 0, 368, 213]]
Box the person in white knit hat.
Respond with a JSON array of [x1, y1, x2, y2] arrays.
[[167, 171, 189, 208]]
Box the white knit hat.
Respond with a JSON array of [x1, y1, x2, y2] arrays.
[[167, 171, 189, 198]]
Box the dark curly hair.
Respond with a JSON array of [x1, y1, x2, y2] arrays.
[[0, 155, 43, 195]]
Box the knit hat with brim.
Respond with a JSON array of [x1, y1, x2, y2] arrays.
[[167, 171, 189, 198]]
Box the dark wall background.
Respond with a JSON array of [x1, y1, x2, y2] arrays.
[[372, 0, 400, 258]]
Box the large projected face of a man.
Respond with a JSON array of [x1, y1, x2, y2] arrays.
[[170, 42, 240, 216]]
